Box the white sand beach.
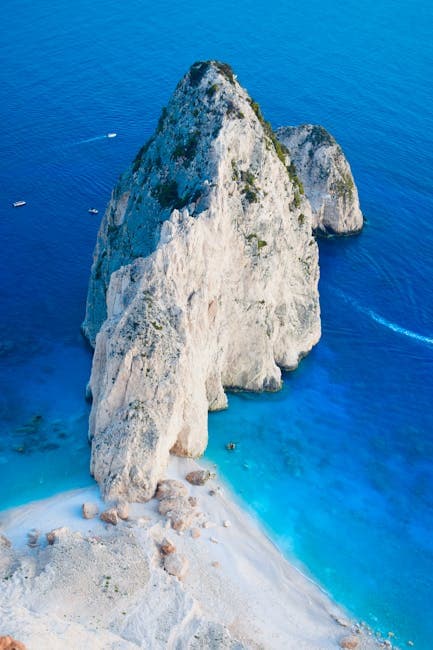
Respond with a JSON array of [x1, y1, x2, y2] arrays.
[[0, 457, 386, 650]]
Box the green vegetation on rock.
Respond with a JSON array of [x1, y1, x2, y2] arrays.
[[172, 131, 200, 164]]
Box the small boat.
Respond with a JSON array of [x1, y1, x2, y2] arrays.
[[88, 208, 99, 215], [13, 200, 26, 208], [106, 132, 117, 138]]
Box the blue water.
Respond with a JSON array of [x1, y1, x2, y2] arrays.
[[1, 0, 432, 647]]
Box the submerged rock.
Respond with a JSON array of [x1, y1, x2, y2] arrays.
[[82, 60, 360, 502], [276, 124, 363, 235]]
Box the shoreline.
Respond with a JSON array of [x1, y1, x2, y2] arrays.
[[0, 457, 388, 649]]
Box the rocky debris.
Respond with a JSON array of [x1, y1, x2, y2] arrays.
[[82, 502, 99, 519], [116, 502, 129, 520], [0, 636, 27, 650], [186, 470, 213, 486], [27, 528, 40, 548], [163, 552, 189, 580], [209, 537, 219, 544], [211, 561, 220, 568], [0, 534, 11, 548], [156, 481, 198, 532], [83, 60, 324, 502], [46, 527, 69, 545], [222, 520, 231, 528], [191, 528, 201, 539], [160, 537, 176, 556], [100, 508, 118, 526], [276, 124, 363, 236], [158, 496, 191, 517], [170, 509, 196, 532], [155, 479, 189, 500], [226, 442, 236, 451], [339, 636, 360, 649]]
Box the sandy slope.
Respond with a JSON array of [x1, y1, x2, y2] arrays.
[[0, 458, 385, 650]]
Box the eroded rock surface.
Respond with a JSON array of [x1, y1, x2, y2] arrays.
[[82, 61, 360, 502], [276, 124, 363, 235]]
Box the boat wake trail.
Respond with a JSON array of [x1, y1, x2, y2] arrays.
[[334, 289, 433, 347], [71, 135, 109, 146], [365, 309, 433, 346]]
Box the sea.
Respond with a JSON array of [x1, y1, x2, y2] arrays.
[[0, 0, 432, 647]]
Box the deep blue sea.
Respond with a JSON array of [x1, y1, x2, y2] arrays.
[[1, 0, 432, 647]]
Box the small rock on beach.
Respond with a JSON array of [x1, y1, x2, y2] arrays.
[[160, 538, 176, 556], [46, 527, 69, 545], [100, 508, 118, 525], [185, 470, 213, 486], [82, 502, 99, 519]]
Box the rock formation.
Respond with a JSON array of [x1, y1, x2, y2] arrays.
[[276, 124, 363, 235], [83, 60, 361, 502]]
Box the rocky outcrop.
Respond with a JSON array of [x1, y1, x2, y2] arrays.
[[276, 124, 363, 235], [82, 60, 363, 502]]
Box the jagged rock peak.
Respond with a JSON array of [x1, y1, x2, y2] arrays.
[[82, 60, 310, 346], [83, 60, 323, 502], [276, 124, 363, 235]]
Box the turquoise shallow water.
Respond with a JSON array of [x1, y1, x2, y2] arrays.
[[0, 0, 432, 647]]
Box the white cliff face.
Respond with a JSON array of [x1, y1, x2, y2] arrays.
[[84, 61, 321, 501], [276, 124, 363, 235]]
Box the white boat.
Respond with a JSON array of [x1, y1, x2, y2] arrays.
[[88, 208, 99, 215], [13, 200, 26, 208], [106, 132, 117, 138]]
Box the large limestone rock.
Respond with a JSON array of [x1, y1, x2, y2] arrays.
[[83, 60, 323, 501], [276, 124, 363, 235]]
